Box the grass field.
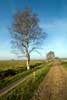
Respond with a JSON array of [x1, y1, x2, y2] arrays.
[[0, 60, 45, 89], [0, 62, 51, 100], [0, 60, 67, 100], [0, 60, 43, 71]]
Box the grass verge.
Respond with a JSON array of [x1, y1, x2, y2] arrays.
[[0, 62, 43, 90], [0, 64, 51, 100], [61, 61, 67, 69]]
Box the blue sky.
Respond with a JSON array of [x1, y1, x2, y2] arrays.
[[0, 0, 67, 59]]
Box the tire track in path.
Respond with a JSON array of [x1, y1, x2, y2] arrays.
[[32, 60, 67, 100]]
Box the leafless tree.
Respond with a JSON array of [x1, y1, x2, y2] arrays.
[[10, 8, 46, 70]]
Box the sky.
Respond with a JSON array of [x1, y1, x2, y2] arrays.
[[0, 0, 67, 59]]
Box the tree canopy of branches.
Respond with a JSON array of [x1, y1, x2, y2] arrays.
[[46, 51, 55, 61], [10, 8, 46, 70]]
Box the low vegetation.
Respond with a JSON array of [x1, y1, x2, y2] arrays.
[[0, 63, 51, 100], [0, 60, 44, 89], [0, 60, 42, 71], [61, 60, 67, 69]]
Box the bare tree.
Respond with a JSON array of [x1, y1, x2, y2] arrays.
[[10, 8, 46, 70]]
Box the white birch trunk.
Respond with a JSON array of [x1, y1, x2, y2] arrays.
[[27, 59, 30, 70]]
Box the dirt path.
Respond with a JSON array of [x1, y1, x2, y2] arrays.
[[32, 60, 67, 100]]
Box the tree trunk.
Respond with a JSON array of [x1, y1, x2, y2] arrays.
[[27, 59, 30, 70], [26, 53, 30, 70], [25, 43, 30, 70]]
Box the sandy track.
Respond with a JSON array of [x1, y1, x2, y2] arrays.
[[32, 61, 67, 100]]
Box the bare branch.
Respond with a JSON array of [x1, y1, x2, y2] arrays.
[[10, 7, 47, 69]]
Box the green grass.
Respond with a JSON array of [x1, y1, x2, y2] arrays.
[[0, 63, 51, 100], [0, 64, 43, 90], [0, 60, 25, 71], [61, 60, 67, 69], [0, 69, 33, 89], [0, 60, 45, 89], [0, 60, 43, 71]]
